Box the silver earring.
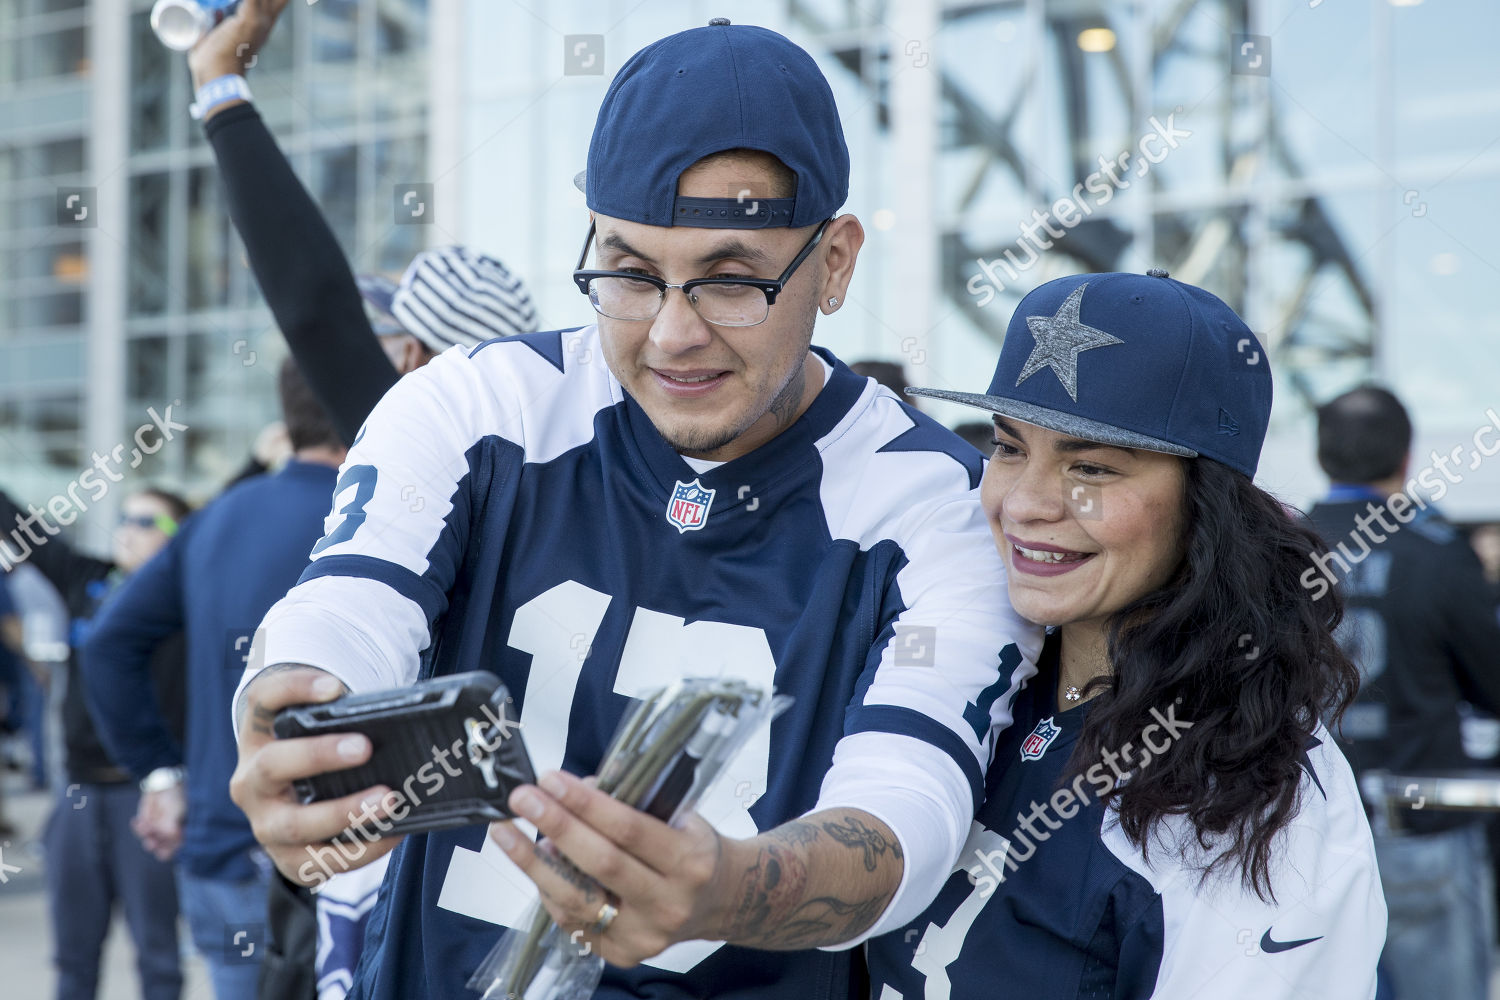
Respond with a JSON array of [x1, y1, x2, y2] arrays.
[[827, 296, 839, 308]]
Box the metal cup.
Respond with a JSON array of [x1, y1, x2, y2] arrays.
[[150, 0, 239, 52]]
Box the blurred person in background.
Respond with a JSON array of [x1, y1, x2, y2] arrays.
[[4, 560, 72, 791], [82, 360, 346, 1000], [223, 421, 294, 491], [1306, 385, 1500, 1000], [1468, 521, 1500, 950], [0, 485, 190, 1000], [0, 571, 24, 834], [1469, 521, 1500, 613]]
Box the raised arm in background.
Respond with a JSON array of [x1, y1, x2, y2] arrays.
[[189, 0, 398, 445], [0, 489, 113, 601]]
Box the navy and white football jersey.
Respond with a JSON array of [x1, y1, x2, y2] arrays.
[[316, 858, 388, 1000], [242, 326, 1043, 1000], [867, 634, 1386, 1000]]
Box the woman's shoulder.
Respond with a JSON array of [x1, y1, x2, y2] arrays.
[[1097, 725, 1384, 998]]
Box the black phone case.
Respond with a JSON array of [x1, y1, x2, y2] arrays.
[[272, 672, 536, 838]]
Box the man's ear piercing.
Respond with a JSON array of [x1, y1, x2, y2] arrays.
[[827, 296, 839, 308]]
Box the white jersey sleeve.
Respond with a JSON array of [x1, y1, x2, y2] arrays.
[[812, 390, 1043, 947], [1108, 727, 1386, 999], [234, 340, 560, 716]]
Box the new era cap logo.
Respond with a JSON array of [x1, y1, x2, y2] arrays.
[[1218, 408, 1239, 436], [1016, 283, 1124, 402]]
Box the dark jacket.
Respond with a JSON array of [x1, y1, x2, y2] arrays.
[[0, 490, 185, 785], [1308, 496, 1500, 833]]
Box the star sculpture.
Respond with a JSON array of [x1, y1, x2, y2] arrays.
[[1015, 283, 1123, 401]]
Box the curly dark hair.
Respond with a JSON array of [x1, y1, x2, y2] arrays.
[[1063, 457, 1360, 902]]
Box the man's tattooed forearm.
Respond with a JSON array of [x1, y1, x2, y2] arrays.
[[822, 814, 903, 872], [722, 815, 899, 949], [756, 892, 893, 950], [769, 819, 821, 849], [725, 839, 811, 942]]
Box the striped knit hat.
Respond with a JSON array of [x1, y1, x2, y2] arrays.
[[390, 246, 540, 352]]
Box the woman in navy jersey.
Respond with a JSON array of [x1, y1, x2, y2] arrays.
[[871, 271, 1386, 999]]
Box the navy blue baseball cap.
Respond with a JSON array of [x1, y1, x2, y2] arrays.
[[908, 270, 1273, 477], [579, 19, 849, 229]]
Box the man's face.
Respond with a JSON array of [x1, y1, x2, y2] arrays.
[[591, 158, 834, 461]]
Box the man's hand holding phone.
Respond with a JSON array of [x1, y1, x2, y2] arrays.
[[229, 666, 399, 886]]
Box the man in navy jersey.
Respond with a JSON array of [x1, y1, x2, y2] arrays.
[[81, 360, 346, 1000], [228, 19, 1041, 1000]]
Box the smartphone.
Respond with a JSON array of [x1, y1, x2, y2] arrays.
[[272, 671, 536, 838]]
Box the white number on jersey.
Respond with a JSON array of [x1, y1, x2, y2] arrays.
[[435, 580, 777, 973], [884, 822, 1008, 1000]]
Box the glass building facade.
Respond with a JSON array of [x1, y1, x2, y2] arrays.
[[0, 0, 1496, 538], [0, 0, 429, 549], [0, 0, 91, 511], [440, 0, 1500, 518]]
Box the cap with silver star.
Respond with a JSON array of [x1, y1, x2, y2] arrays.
[[906, 270, 1272, 477], [1014, 283, 1123, 402]]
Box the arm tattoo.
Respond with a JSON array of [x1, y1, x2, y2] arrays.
[[770, 819, 821, 849], [760, 893, 892, 950], [236, 663, 343, 737], [724, 835, 812, 943], [821, 814, 903, 872], [721, 813, 900, 949]]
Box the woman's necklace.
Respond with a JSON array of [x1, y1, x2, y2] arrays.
[[1056, 628, 1106, 707]]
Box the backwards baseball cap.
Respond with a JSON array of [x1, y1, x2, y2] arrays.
[[580, 18, 849, 229], [907, 270, 1273, 478], [390, 246, 540, 353]]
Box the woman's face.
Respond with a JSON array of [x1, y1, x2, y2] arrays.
[[979, 416, 1188, 630]]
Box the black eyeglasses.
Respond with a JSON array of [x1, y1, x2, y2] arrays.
[[571, 218, 832, 327]]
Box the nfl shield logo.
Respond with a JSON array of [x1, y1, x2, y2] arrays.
[[1020, 717, 1060, 761], [666, 479, 715, 533]]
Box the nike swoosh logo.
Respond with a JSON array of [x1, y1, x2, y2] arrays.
[[1261, 929, 1323, 953]]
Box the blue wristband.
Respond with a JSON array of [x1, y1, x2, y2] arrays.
[[189, 73, 252, 120]]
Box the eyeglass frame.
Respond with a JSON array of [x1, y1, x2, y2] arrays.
[[571, 217, 833, 327]]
